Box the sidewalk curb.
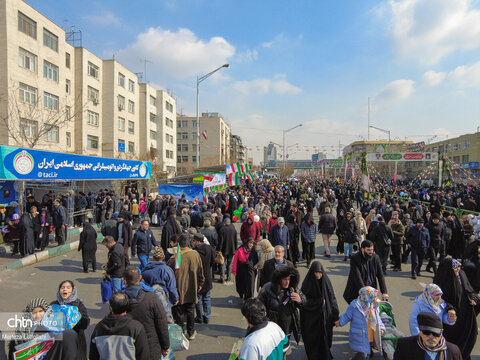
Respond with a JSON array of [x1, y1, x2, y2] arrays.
[[1, 225, 103, 271]]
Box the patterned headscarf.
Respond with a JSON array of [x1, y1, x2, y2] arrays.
[[357, 286, 379, 331], [451, 259, 461, 269], [421, 284, 443, 314]]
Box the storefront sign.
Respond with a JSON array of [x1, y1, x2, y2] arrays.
[[367, 152, 438, 162], [0, 146, 151, 180]]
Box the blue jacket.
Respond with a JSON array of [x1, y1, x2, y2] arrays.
[[409, 296, 455, 336], [141, 261, 179, 306], [52, 205, 66, 227], [405, 225, 430, 249], [131, 229, 158, 256], [269, 224, 290, 249], [339, 299, 385, 354], [300, 222, 317, 243]]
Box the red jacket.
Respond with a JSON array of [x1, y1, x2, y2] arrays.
[[240, 215, 261, 243]]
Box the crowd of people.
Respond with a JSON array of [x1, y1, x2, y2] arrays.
[[2, 177, 480, 359]]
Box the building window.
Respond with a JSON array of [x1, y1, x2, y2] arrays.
[[128, 100, 135, 114], [18, 48, 37, 72], [192, 132, 198, 140], [66, 132, 71, 147], [192, 120, 197, 128], [118, 117, 125, 131], [87, 110, 99, 126], [87, 86, 99, 103], [43, 92, 58, 111], [192, 144, 197, 151], [182, 120, 188, 128], [182, 144, 188, 151], [128, 79, 135, 93], [177, 144, 181, 151], [43, 60, 58, 82], [150, 96, 156, 106], [128, 121, 134, 134], [87, 135, 99, 149], [177, 156, 182, 163], [128, 141, 134, 153], [18, 12, 37, 39], [462, 155, 469, 163], [182, 156, 188, 162], [66, 79, 71, 94], [44, 125, 59, 142], [165, 101, 173, 112], [168, 134, 174, 143], [150, 113, 156, 123], [118, 95, 125, 110], [165, 118, 173, 128], [150, 130, 157, 140], [118, 139, 125, 152], [166, 150, 173, 159], [87, 61, 99, 79], [65, 106, 71, 121], [182, 133, 188, 140], [43, 28, 58, 52], [118, 73, 125, 87], [19, 83, 37, 104], [463, 140, 470, 150], [192, 156, 197, 163], [65, 52, 71, 68], [20, 118, 37, 138], [453, 156, 460, 163]]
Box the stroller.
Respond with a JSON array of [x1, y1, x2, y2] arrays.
[[379, 301, 405, 360]]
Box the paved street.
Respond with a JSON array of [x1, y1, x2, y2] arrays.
[[0, 222, 479, 359]]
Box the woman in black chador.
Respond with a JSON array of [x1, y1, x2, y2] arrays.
[[300, 261, 339, 360], [433, 258, 480, 360]]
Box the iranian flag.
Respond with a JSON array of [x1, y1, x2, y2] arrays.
[[174, 244, 181, 269], [201, 130, 207, 140], [228, 172, 243, 186], [226, 163, 244, 174]]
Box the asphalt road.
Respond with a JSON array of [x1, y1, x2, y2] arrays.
[[0, 222, 479, 359]]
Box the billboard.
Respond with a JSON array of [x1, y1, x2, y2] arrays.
[[158, 184, 204, 203], [367, 152, 438, 162], [0, 146, 151, 180], [406, 141, 425, 153]]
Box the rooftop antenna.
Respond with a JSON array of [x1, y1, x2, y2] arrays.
[[141, 58, 153, 83]]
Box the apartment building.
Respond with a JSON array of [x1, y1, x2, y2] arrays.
[[0, 0, 178, 176], [176, 112, 230, 172], [0, 0, 76, 152], [230, 134, 246, 164], [102, 59, 139, 158]]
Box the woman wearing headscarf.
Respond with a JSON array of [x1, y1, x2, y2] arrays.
[[77, 217, 98, 272], [8, 298, 81, 360], [19, 207, 38, 256], [232, 238, 259, 300], [335, 286, 385, 359], [51, 280, 90, 359], [409, 283, 457, 336], [160, 209, 182, 252], [433, 258, 479, 360], [300, 261, 339, 360]]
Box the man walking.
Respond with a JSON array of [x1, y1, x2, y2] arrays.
[[101, 235, 126, 293], [192, 233, 215, 324], [405, 218, 430, 279], [300, 213, 317, 268], [131, 220, 158, 270], [52, 198, 67, 245], [269, 217, 290, 256], [167, 234, 205, 340]]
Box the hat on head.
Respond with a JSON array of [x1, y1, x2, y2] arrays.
[[25, 297, 50, 313], [193, 233, 204, 242], [417, 312, 442, 334], [277, 217, 285, 223], [432, 213, 440, 220], [153, 248, 165, 260], [416, 217, 424, 224]]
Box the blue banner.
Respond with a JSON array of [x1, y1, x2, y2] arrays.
[[158, 184, 203, 203], [0, 146, 151, 180]]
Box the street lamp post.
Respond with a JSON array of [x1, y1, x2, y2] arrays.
[[282, 124, 303, 174], [195, 64, 229, 168]]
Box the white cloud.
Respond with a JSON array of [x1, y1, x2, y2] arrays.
[[389, 0, 480, 64], [84, 11, 121, 26], [115, 27, 235, 80], [235, 49, 258, 63], [374, 79, 416, 105], [232, 74, 301, 95], [421, 70, 446, 86], [447, 61, 480, 88], [261, 33, 287, 49]]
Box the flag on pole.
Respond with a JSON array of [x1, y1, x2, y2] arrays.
[[393, 161, 398, 183], [226, 163, 250, 175], [227, 172, 243, 186], [201, 130, 207, 140], [174, 244, 181, 269]]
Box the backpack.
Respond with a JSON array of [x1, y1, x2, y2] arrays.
[[151, 284, 173, 323]]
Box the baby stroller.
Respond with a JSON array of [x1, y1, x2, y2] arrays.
[[379, 301, 405, 360]]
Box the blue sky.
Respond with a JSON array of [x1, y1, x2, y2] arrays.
[[27, 0, 480, 163]]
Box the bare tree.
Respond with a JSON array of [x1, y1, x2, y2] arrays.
[[0, 83, 82, 149]]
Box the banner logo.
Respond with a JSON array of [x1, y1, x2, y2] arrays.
[[13, 151, 34, 175]]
